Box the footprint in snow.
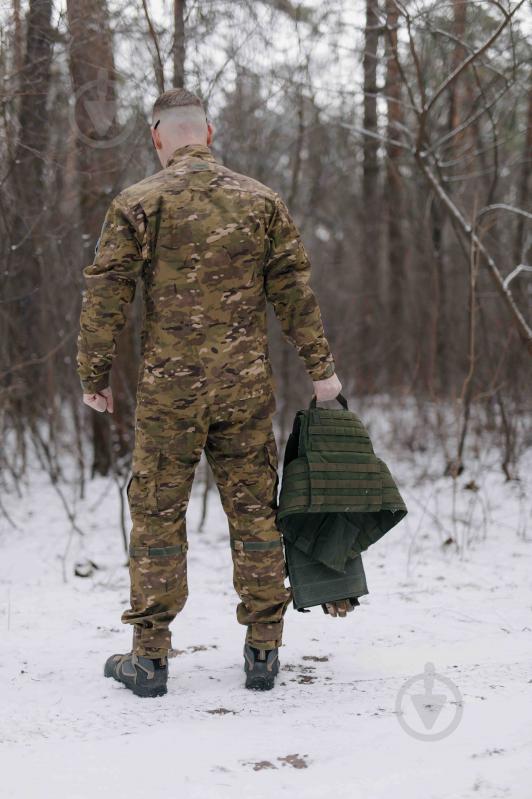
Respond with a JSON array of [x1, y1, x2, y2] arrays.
[[278, 754, 309, 769], [205, 707, 236, 715], [244, 754, 309, 771]]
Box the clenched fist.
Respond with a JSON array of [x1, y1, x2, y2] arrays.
[[313, 372, 342, 402], [83, 386, 114, 414]]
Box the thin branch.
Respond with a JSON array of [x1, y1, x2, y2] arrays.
[[424, 0, 526, 116], [418, 156, 532, 354], [476, 203, 532, 222], [503, 264, 532, 289], [335, 119, 413, 151], [430, 81, 512, 154], [140, 0, 165, 94]]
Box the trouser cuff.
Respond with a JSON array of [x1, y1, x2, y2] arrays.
[[132, 624, 171, 658], [133, 644, 170, 659], [245, 623, 283, 650]]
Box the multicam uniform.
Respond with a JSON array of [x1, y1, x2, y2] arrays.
[[77, 142, 335, 657]]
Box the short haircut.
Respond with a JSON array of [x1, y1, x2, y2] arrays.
[[152, 88, 206, 120]]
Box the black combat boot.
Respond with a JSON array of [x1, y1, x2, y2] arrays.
[[104, 652, 168, 698], [243, 643, 280, 690]]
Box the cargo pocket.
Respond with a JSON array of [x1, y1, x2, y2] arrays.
[[127, 450, 160, 517], [127, 472, 159, 516], [154, 480, 183, 515], [232, 541, 287, 592]]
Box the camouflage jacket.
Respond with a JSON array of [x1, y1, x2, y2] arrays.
[[76, 143, 336, 403]]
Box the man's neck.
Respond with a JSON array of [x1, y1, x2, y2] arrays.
[[165, 142, 215, 168]]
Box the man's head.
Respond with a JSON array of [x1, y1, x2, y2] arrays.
[[151, 88, 214, 167]]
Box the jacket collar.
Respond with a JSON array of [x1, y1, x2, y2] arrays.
[[166, 143, 217, 167]]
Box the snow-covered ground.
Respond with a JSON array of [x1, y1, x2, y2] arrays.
[[1, 410, 531, 799]]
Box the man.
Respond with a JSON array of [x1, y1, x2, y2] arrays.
[[77, 88, 350, 698]]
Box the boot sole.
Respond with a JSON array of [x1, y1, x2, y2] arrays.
[[127, 683, 167, 698], [245, 676, 276, 690]]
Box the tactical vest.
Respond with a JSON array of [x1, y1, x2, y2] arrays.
[[277, 394, 408, 611]]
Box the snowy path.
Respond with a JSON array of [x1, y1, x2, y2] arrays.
[[1, 444, 531, 799]]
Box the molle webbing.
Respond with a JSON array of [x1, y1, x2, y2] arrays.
[[277, 407, 390, 516], [306, 417, 373, 454], [280, 456, 383, 513], [129, 543, 188, 558], [277, 402, 408, 544]]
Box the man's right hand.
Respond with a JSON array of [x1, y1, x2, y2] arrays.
[[313, 372, 342, 402], [322, 599, 357, 617], [83, 386, 114, 414]]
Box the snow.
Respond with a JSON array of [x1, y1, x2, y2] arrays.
[[1, 415, 531, 799]]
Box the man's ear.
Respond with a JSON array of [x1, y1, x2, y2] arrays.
[[151, 126, 163, 150], [206, 120, 215, 146]]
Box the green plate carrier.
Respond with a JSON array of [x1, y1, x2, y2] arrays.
[[277, 394, 408, 611]]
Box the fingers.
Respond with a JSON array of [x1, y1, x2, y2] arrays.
[[322, 599, 356, 617], [339, 598, 355, 616], [332, 600, 348, 617], [101, 387, 114, 414], [340, 599, 355, 615]]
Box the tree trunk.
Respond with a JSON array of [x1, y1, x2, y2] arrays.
[[5, 0, 53, 410], [429, 0, 469, 397], [13, 0, 53, 202], [66, 0, 123, 477], [513, 77, 532, 272], [173, 0, 186, 88], [447, 0, 468, 159], [384, 0, 407, 389], [360, 0, 381, 393], [12, 0, 24, 81]]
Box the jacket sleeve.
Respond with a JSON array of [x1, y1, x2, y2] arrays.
[[263, 193, 336, 381], [76, 196, 146, 394]]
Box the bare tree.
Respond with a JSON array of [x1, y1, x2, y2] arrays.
[[5, 0, 53, 424], [360, 0, 381, 393], [173, 0, 186, 88], [384, 0, 407, 388], [1, 0, 530, 497], [67, 0, 123, 476]]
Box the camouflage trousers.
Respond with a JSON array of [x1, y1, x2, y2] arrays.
[[121, 390, 293, 658]]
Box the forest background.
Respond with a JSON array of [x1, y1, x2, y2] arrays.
[[0, 0, 530, 529]]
